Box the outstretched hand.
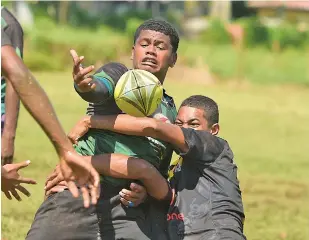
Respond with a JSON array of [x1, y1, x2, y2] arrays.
[[70, 49, 95, 92], [1, 160, 37, 201], [59, 151, 100, 208]]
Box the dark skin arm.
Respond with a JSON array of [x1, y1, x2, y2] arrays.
[[69, 114, 188, 153], [45, 154, 171, 202], [1, 45, 100, 207], [2, 79, 20, 165]]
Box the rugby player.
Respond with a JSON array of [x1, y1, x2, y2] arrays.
[[27, 19, 179, 240], [69, 95, 247, 240]]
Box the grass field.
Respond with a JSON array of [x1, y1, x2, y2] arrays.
[[1, 70, 309, 240]]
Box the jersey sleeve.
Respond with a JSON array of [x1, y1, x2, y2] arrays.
[[74, 70, 115, 103], [178, 128, 224, 166], [1, 28, 12, 47], [9, 22, 24, 58]]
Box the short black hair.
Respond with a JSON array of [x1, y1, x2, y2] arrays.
[[180, 95, 219, 126], [134, 19, 179, 53]]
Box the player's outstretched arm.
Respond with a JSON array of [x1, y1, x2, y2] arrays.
[[1, 45, 100, 207], [91, 153, 170, 201], [69, 114, 188, 153]]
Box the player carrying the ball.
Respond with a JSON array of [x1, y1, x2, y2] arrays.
[[27, 19, 179, 240], [68, 94, 247, 240]]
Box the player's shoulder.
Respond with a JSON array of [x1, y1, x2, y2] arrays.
[[1, 7, 20, 28], [94, 62, 128, 82], [184, 128, 225, 151]]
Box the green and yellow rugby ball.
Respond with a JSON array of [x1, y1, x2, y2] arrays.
[[114, 69, 163, 117]]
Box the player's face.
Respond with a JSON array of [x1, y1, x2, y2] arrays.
[[132, 30, 177, 83], [175, 106, 219, 135]]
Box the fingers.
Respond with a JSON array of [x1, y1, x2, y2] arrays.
[[45, 185, 67, 197], [15, 184, 31, 197], [17, 176, 37, 185], [15, 160, 31, 170], [68, 133, 78, 145], [67, 180, 79, 198], [73, 56, 85, 76], [70, 49, 79, 64], [90, 184, 99, 205], [120, 197, 130, 207], [74, 66, 94, 83], [45, 170, 58, 185], [120, 189, 141, 200], [3, 191, 12, 200], [45, 175, 64, 192], [10, 188, 21, 201], [130, 182, 144, 193], [80, 185, 90, 208], [76, 77, 96, 90]]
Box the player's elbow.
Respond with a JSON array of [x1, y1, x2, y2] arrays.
[[137, 160, 158, 182]]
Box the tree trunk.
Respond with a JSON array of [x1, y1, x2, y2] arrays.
[[59, 1, 69, 25]]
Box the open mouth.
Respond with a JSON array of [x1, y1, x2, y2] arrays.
[[141, 57, 158, 68]]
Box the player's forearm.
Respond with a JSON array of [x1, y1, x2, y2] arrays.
[[1, 46, 74, 156], [90, 153, 170, 201], [85, 114, 158, 137], [3, 80, 20, 138], [86, 114, 188, 152]]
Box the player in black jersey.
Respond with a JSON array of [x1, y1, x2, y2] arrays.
[[69, 95, 246, 240]]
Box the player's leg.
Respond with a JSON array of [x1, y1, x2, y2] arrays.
[[147, 198, 169, 240], [94, 181, 152, 240], [26, 190, 100, 240]]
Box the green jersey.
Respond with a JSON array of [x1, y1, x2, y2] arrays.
[[75, 90, 177, 187]]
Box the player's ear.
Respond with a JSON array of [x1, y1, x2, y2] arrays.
[[210, 123, 219, 135], [131, 46, 135, 60], [169, 52, 177, 68]]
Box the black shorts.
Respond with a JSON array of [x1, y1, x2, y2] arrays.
[[26, 189, 152, 240], [168, 218, 247, 240]]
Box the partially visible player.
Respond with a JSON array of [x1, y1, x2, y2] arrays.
[[1, 7, 22, 165], [1, 7, 99, 206], [68, 95, 247, 240]]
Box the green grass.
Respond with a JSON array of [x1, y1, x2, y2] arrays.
[[179, 41, 309, 86], [2, 71, 309, 240]]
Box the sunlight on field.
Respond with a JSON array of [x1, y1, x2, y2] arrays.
[[2, 71, 309, 240]]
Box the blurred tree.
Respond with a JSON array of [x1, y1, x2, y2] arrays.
[[58, 1, 69, 24], [210, 1, 231, 22]]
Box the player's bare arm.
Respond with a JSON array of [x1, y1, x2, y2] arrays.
[[69, 114, 188, 153], [1, 45, 100, 207], [45, 153, 171, 202], [2, 79, 20, 165]]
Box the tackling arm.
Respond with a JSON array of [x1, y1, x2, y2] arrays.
[[90, 153, 171, 201], [83, 114, 189, 153]]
